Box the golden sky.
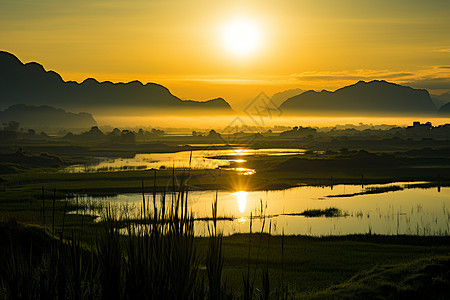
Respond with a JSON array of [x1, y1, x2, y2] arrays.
[[1, 0, 450, 106]]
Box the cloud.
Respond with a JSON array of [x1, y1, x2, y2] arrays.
[[289, 71, 414, 82], [158, 67, 450, 93], [161, 78, 278, 85], [399, 66, 450, 90], [438, 49, 450, 53], [405, 77, 450, 90]]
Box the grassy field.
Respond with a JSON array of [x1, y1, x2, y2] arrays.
[[1, 219, 449, 299], [197, 234, 450, 295]]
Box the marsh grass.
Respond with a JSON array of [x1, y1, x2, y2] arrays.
[[0, 172, 206, 299], [0, 168, 294, 299], [118, 163, 204, 299], [206, 192, 224, 300], [285, 207, 345, 218], [260, 221, 271, 300], [242, 212, 254, 300], [326, 185, 404, 198], [0, 224, 100, 300]]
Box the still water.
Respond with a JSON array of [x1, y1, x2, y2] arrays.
[[70, 182, 450, 236], [63, 148, 305, 174]]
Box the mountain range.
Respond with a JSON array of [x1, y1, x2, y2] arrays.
[[270, 88, 305, 107], [0, 51, 232, 113], [432, 92, 450, 110], [279, 80, 438, 115], [437, 101, 450, 115], [1, 50, 448, 118]]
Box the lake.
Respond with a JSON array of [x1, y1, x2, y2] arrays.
[[63, 148, 306, 174], [69, 181, 449, 236]]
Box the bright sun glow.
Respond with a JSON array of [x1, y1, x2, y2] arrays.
[[232, 149, 247, 155], [234, 191, 248, 213], [222, 18, 262, 56]]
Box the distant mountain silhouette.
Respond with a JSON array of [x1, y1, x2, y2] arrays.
[[279, 80, 437, 115], [437, 101, 450, 115], [270, 88, 305, 107], [232, 88, 306, 112], [432, 91, 450, 109], [0, 104, 97, 130], [0, 51, 232, 113]]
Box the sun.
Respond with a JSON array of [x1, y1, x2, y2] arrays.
[[222, 18, 262, 57]]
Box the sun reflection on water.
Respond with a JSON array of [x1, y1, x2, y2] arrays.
[[232, 149, 247, 156], [235, 168, 256, 175], [234, 191, 248, 213], [231, 159, 246, 163], [236, 217, 247, 223]]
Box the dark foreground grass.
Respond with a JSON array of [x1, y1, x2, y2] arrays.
[[304, 255, 450, 299], [1, 218, 449, 299], [197, 234, 450, 296]]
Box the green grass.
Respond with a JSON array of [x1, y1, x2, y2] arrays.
[[197, 234, 450, 295], [304, 255, 450, 299]]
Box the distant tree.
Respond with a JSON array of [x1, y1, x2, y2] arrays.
[[207, 129, 221, 138], [339, 147, 349, 154], [84, 126, 104, 137], [4, 121, 20, 132], [280, 126, 316, 137], [27, 129, 36, 136], [0, 130, 17, 142], [64, 132, 74, 139], [111, 128, 121, 135], [120, 130, 136, 143], [358, 149, 370, 155], [150, 128, 165, 137], [107, 130, 136, 143]]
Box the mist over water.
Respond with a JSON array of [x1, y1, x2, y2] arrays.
[[95, 113, 450, 131]]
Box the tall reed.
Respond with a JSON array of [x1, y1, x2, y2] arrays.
[[1, 165, 296, 299], [206, 191, 224, 300]]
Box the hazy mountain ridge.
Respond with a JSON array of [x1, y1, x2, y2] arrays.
[[279, 80, 437, 115], [270, 88, 305, 107], [432, 91, 450, 110], [437, 101, 450, 115], [180, 97, 231, 109], [0, 51, 232, 112], [0, 104, 97, 130]]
